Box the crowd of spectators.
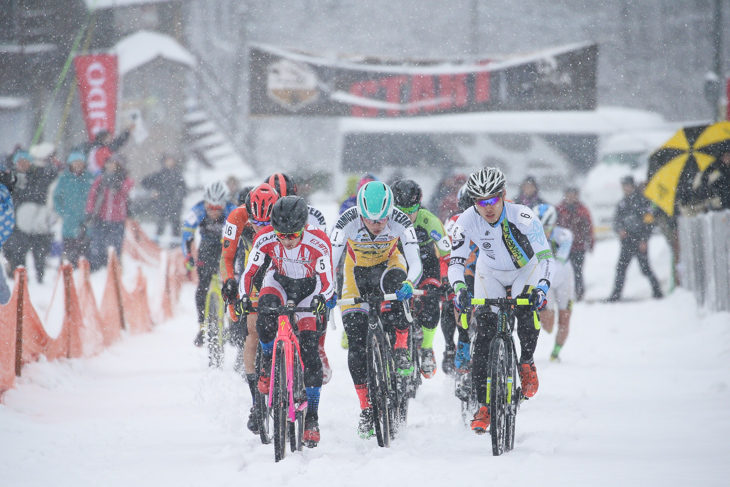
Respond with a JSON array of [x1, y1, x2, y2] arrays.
[[1, 130, 188, 283]]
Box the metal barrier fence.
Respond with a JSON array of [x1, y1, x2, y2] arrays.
[[678, 209, 730, 312]]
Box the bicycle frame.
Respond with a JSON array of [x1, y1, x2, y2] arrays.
[[267, 311, 307, 422]]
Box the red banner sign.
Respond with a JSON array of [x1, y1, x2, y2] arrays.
[[74, 54, 118, 141]]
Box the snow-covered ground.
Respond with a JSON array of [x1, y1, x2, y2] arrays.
[[1, 202, 729, 487]]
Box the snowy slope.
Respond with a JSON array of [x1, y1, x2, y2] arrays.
[[1, 204, 729, 487]]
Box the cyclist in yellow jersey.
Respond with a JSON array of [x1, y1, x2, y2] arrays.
[[330, 181, 422, 439]]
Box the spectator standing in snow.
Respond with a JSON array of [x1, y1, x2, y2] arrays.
[[86, 154, 134, 271], [556, 187, 594, 300], [696, 149, 730, 211], [3, 150, 58, 284], [76, 124, 134, 176], [608, 175, 663, 302], [141, 153, 187, 241], [513, 175, 545, 208], [53, 151, 95, 267], [339, 173, 378, 215], [0, 169, 16, 304]]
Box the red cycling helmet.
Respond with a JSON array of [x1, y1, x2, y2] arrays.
[[246, 183, 279, 223], [265, 172, 298, 197]]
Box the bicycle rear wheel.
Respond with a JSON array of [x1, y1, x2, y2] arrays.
[[272, 342, 288, 462], [367, 333, 391, 448], [205, 292, 224, 368], [290, 345, 305, 452], [487, 336, 509, 456], [254, 345, 272, 445]]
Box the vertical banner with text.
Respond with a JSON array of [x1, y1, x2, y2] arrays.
[[74, 54, 118, 141]]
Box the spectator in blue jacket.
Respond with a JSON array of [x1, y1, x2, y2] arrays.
[[0, 169, 16, 304], [52, 151, 95, 267]]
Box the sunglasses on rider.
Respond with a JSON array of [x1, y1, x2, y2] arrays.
[[275, 229, 304, 240], [475, 195, 501, 207], [205, 204, 224, 211], [397, 204, 420, 215], [363, 217, 388, 225], [250, 218, 268, 226]]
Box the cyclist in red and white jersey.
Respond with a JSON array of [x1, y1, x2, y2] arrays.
[[238, 196, 336, 447]]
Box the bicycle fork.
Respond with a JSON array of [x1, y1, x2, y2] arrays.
[[268, 316, 308, 422]]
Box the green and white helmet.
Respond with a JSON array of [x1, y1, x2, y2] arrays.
[[357, 181, 393, 220]]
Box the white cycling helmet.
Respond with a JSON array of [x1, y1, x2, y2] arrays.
[[203, 181, 229, 207], [465, 167, 506, 200], [533, 203, 558, 234]]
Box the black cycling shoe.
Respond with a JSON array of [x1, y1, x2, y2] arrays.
[[247, 406, 258, 435], [358, 407, 374, 439], [442, 349, 456, 376], [395, 348, 414, 376], [194, 329, 205, 347], [303, 415, 320, 447]]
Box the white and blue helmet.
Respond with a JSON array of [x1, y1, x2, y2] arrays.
[[357, 181, 393, 220]]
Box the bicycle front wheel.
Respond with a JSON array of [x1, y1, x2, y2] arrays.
[[254, 345, 272, 445], [487, 336, 509, 456], [205, 292, 224, 368], [272, 342, 288, 462], [367, 333, 391, 448]]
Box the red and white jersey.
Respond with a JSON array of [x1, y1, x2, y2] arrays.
[[241, 224, 335, 300]]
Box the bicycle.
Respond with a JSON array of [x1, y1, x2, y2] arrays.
[[240, 299, 323, 462], [458, 294, 539, 456], [338, 290, 423, 447], [203, 273, 227, 368]]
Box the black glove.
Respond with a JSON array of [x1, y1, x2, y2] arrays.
[[0, 170, 17, 193], [222, 278, 238, 303], [311, 294, 326, 315], [234, 295, 252, 317]]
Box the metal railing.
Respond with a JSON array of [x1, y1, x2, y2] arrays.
[[678, 209, 730, 312]]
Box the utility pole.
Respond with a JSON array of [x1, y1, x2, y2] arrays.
[[706, 0, 725, 121], [469, 0, 479, 56]]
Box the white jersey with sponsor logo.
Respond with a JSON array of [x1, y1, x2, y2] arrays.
[[448, 202, 554, 287], [307, 205, 327, 232]]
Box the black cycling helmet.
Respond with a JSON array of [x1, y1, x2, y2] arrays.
[[457, 185, 472, 212], [237, 185, 254, 207], [264, 172, 298, 196], [391, 179, 422, 209], [270, 196, 308, 233]]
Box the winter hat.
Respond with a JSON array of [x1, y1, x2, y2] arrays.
[[67, 151, 86, 165], [29, 142, 55, 162], [12, 150, 31, 165]]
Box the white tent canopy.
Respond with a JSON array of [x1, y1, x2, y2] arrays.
[[113, 30, 195, 76], [84, 0, 178, 10], [339, 106, 672, 136]]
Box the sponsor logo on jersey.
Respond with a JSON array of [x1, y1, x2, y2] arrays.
[[335, 208, 359, 230], [391, 210, 411, 227]]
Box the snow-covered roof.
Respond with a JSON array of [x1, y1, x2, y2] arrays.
[[339, 107, 673, 136], [0, 96, 27, 110], [83, 0, 178, 10], [113, 30, 195, 75]]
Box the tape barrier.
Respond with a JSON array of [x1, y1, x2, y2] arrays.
[[0, 220, 188, 396]]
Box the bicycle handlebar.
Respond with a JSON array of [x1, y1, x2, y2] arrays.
[[337, 289, 424, 306], [459, 296, 538, 330]]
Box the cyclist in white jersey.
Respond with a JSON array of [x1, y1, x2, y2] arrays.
[[448, 167, 554, 435], [533, 203, 575, 363]]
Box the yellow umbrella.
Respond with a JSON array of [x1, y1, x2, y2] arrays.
[[644, 121, 730, 216]]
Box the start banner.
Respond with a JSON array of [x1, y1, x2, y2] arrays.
[[249, 43, 597, 117], [74, 54, 118, 140]]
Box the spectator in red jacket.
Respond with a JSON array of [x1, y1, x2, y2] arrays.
[[556, 187, 594, 300], [86, 154, 134, 271]]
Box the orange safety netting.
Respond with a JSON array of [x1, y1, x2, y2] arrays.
[[0, 219, 187, 397]]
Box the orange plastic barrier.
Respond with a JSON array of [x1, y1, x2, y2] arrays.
[[75, 258, 104, 357], [1, 221, 191, 397], [123, 268, 154, 334], [99, 249, 125, 346], [0, 268, 24, 393]]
